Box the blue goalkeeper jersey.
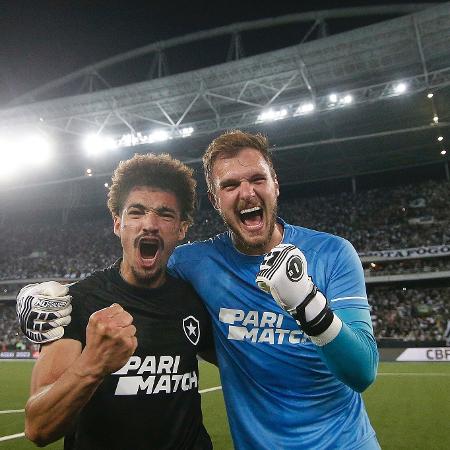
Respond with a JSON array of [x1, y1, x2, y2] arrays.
[[169, 219, 378, 450]]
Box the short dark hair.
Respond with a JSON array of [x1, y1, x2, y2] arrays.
[[203, 129, 275, 193], [107, 153, 196, 224]]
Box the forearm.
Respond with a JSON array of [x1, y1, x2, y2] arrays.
[[315, 309, 378, 393], [255, 242, 378, 392], [25, 354, 104, 446]]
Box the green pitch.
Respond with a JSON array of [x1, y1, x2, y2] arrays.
[[1, 361, 449, 449]]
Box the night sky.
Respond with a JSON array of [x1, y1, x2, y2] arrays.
[[0, 0, 444, 105]]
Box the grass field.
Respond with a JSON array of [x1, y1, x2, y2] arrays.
[[1, 361, 449, 449]]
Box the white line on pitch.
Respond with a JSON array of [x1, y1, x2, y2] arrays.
[[0, 432, 25, 442], [0, 409, 24, 414], [199, 385, 222, 393], [0, 388, 222, 442], [0, 387, 223, 415], [378, 372, 450, 376]]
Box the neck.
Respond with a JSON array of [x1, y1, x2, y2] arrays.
[[119, 260, 166, 289]]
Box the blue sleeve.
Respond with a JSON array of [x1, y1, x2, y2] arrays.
[[313, 239, 378, 392], [316, 308, 378, 393], [167, 253, 184, 280]]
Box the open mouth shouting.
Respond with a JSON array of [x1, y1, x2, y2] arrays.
[[135, 236, 163, 267], [239, 206, 264, 231]]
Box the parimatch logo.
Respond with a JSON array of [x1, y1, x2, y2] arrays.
[[219, 308, 308, 345], [112, 355, 197, 396]]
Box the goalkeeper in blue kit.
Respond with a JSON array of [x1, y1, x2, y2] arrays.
[[18, 130, 380, 449]]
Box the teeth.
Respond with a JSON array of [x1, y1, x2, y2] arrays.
[[240, 206, 261, 215]]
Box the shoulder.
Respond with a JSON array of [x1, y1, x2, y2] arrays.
[[165, 273, 197, 294], [171, 232, 230, 263], [164, 274, 209, 315], [68, 265, 117, 299], [283, 221, 361, 279], [284, 221, 350, 255]]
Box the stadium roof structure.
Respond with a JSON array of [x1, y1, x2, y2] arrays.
[[0, 3, 449, 201]]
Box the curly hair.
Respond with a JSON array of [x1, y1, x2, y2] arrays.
[[202, 129, 275, 193], [107, 153, 196, 224]]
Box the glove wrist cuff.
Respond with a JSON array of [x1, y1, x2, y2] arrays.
[[291, 287, 337, 340], [309, 315, 342, 347]]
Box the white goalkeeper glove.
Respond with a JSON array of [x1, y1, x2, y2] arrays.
[[256, 244, 341, 346], [16, 281, 72, 344]]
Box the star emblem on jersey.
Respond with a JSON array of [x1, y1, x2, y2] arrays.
[[182, 316, 200, 345], [286, 255, 304, 282]]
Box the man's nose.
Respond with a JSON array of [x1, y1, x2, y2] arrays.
[[239, 181, 256, 200], [141, 210, 159, 231]]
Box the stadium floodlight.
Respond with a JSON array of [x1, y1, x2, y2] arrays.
[[21, 135, 52, 166], [180, 126, 194, 137], [393, 82, 408, 95], [0, 138, 18, 179], [437, 136, 444, 142], [148, 129, 171, 143], [427, 92, 434, 99], [0, 133, 52, 180], [441, 149, 447, 155], [257, 108, 288, 123], [433, 115, 439, 124], [104, 182, 109, 187], [117, 133, 140, 148], [340, 95, 353, 105], [329, 94, 338, 104], [295, 102, 315, 116], [83, 133, 117, 156]]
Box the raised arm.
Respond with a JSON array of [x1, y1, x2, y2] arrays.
[[256, 243, 378, 393], [25, 304, 137, 446]]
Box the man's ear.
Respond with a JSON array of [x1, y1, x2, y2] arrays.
[[274, 175, 280, 198], [208, 191, 219, 210], [113, 214, 121, 237], [178, 221, 189, 241]]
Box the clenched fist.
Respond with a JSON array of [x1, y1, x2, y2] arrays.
[[256, 244, 341, 346], [80, 304, 138, 378], [256, 244, 315, 313]]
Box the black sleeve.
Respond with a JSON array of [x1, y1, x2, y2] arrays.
[[63, 286, 87, 345], [198, 308, 214, 353]]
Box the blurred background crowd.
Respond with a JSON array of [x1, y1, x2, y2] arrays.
[[1, 178, 449, 350]]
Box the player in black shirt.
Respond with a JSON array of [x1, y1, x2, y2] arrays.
[[24, 154, 214, 450], [64, 262, 213, 449]]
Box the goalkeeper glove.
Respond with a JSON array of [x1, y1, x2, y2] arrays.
[[16, 281, 72, 344], [256, 244, 341, 346]]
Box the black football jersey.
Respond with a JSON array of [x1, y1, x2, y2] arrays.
[[63, 261, 214, 450]]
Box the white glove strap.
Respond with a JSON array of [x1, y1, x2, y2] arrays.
[[309, 315, 342, 347], [291, 289, 339, 343]]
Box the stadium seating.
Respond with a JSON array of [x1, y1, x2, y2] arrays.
[[1, 178, 449, 347]]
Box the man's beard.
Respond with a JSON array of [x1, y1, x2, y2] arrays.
[[130, 266, 164, 288], [220, 202, 278, 254]]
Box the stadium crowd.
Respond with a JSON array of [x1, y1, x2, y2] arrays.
[[363, 257, 450, 277], [1, 179, 449, 281], [1, 178, 449, 348], [2, 283, 449, 351], [0, 304, 31, 352], [370, 287, 450, 343]]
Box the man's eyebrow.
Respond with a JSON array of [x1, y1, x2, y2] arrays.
[[154, 206, 177, 215], [125, 203, 146, 210], [218, 177, 238, 187], [125, 204, 178, 214], [218, 173, 266, 187]]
